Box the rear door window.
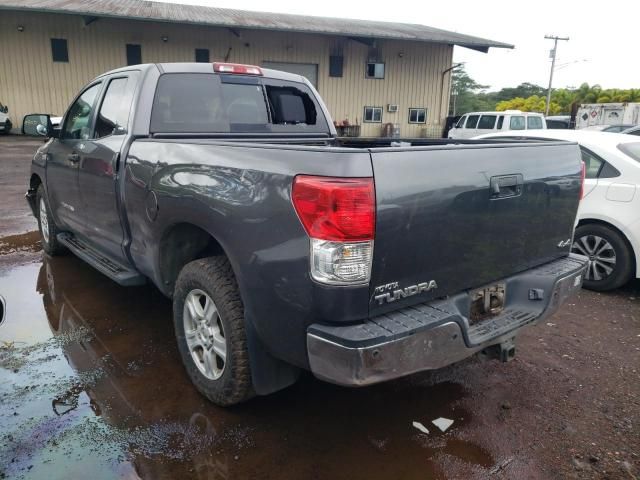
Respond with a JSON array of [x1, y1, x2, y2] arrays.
[[496, 115, 504, 129], [509, 116, 525, 130], [95, 73, 139, 138], [527, 116, 543, 129], [465, 115, 480, 129], [150, 73, 327, 134], [477, 115, 497, 129]]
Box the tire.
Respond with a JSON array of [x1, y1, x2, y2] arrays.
[[572, 224, 634, 291], [36, 185, 65, 256], [173, 256, 254, 406]]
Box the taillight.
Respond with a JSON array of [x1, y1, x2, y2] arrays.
[[213, 62, 263, 75], [579, 160, 586, 199], [292, 176, 375, 285]]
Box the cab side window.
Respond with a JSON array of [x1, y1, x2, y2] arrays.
[[496, 116, 504, 129], [61, 83, 101, 140], [465, 115, 480, 129]]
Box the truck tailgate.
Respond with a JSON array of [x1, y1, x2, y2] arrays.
[[369, 141, 582, 315]]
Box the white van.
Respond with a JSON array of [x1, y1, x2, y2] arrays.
[[448, 110, 546, 139]]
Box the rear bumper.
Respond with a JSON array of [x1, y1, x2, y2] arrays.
[[307, 254, 588, 386]]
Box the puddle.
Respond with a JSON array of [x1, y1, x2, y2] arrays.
[[0, 255, 495, 479]]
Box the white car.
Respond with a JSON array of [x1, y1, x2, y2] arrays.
[[448, 110, 546, 139], [476, 129, 640, 291]]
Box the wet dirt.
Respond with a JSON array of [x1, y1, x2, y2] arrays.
[[0, 136, 40, 237], [0, 234, 638, 480], [0, 138, 639, 479]]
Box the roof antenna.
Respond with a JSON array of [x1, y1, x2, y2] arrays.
[[224, 47, 232, 62]]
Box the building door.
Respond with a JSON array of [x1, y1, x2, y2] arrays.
[[262, 62, 318, 88]]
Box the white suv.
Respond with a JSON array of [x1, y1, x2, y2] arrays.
[[449, 110, 546, 139]]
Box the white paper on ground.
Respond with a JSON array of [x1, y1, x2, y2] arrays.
[[432, 417, 454, 432], [412, 421, 430, 435]]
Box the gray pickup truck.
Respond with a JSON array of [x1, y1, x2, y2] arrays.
[[23, 62, 588, 406]]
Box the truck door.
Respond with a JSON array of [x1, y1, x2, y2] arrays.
[[76, 73, 139, 262], [46, 82, 102, 234]]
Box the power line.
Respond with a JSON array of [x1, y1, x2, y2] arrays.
[[544, 35, 569, 116]]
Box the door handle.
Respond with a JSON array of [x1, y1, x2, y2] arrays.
[[490, 174, 523, 199], [68, 153, 80, 163]]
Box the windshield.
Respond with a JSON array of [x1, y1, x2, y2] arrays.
[[618, 142, 640, 163]]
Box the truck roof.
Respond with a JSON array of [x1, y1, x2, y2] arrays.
[[96, 62, 309, 84]]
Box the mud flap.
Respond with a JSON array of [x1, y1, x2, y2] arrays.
[[245, 315, 301, 395]]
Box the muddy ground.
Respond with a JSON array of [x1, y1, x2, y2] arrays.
[[0, 135, 639, 479]]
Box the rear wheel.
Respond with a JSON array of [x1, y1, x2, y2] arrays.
[[173, 256, 254, 406], [571, 224, 633, 291], [36, 185, 65, 256]]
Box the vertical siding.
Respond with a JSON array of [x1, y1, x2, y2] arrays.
[[0, 11, 453, 136]]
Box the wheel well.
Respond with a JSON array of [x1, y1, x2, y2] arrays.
[[158, 223, 225, 296], [30, 174, 42, 190], [576, 218, 637, 269]]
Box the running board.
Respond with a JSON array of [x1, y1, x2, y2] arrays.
[[57, 232, 146, 286]]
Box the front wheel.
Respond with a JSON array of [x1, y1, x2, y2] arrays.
[[173, 256, 254, 406], [36, 185, 65, 256], [571, 224, 633, 291]]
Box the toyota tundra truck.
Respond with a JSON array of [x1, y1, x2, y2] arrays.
[[23, 62, 588, 406]]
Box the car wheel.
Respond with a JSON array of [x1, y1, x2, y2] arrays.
[[571, 224, 633, 291], [173, 256, 254, 406], [36, 185, 65, 256]]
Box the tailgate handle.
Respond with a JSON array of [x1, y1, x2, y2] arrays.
[[490, 174, 523, 199]]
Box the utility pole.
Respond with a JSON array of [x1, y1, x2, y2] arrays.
[[544, 35, 569, 116]]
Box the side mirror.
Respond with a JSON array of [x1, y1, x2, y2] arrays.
[[1, 106, 8, 114], [22, 114, 53, 137]]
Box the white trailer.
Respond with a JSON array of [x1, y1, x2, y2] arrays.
[[576, 103, 640, 129]]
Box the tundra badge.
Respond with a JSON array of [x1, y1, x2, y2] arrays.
[[374, 280, 438, 305], [557, 238, 572, 248]]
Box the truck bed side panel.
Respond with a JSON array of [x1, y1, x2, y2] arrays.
[[123, 140, 373, 368]]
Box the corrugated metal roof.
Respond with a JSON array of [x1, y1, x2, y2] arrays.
[[0, 0, 513, 52]]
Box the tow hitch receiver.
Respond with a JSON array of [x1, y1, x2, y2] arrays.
[[483, 338, 516, 362]]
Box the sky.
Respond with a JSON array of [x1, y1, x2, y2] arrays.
[[155, 0, 639, 92]]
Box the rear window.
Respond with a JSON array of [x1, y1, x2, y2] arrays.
[[455, 116, 467, 128], [618, 142, 640, 163], [150, 73, 326, 134], [527, 116, 543, 129]]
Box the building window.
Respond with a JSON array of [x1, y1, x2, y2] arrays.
[[195, 48, 210, 63], [364, 106, 382, 123], [366, 62, 385, 79], [126, 44, 142, 66], [51, 38, 69, 62], [408, 108, 427, 124], [329, 55, 343, 77]]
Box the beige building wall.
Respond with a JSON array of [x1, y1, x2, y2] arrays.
[[0, 11, 453, 137]]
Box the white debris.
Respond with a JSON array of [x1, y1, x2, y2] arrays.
[[431, 417, 454, 432], [412, 421, 430, 435]]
